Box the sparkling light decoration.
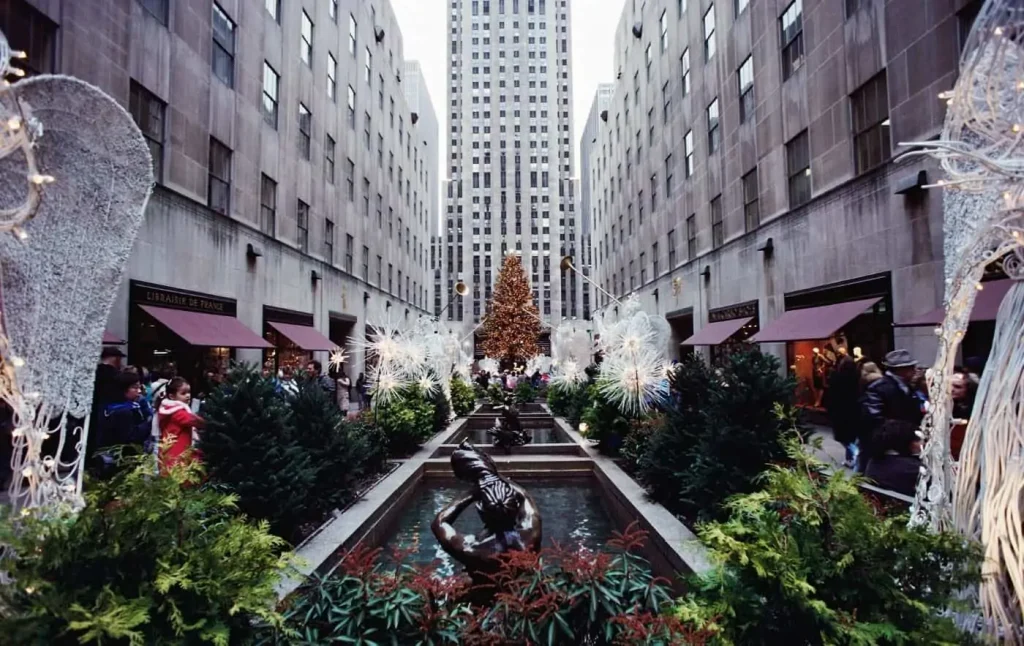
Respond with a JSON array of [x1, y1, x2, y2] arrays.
[[479, 254, 542, 362], [0, 32, 153, 512], [478, 356, 500, 375], [327, 347, 348, 372], [898, 1, 1024, 638], [525, 354, 552, 376], [549, 321, 592, 390], [592, 295, 670, 415]]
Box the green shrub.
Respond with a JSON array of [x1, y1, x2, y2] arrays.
[[513, 380, 538, 404], [676, 439, 982, 645], [547, 381, 593, 427], [620, 415, 661, 475], [580, 385, 635, 456], [449, 376, 476, 416], [429, 386, 453, 432], [372, 386, 436, 457], [200, 364, 318, 540], [640, 351, 797, 521], [0, 455, 291, 645]]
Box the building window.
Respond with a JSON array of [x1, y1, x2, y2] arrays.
[[264, 0, 280, 22], [325, 135, 336, 183], [681, 48, 691, 97], [703, 4, 716, 62], [958, 0, 983, 53], [710, 196, 723, 248], [388, 264, 394, 293], [737, 0, 750, 14], [329, 0, 338, 22], [300, 10, 313, 66], [348, 14, 357, 55], [684, 130, 694, 177], [660, 9, 669, 52], [298, 103, 311, 159], [327, 53, 337, 102], [212, 4, 235, 87], [207, 138, 231, 215], [377, 256, 382, 287], [743, 168, 760, 231], [668, 228, 677, 267], [645, 44, 653, 80], [0, 1, 56, 76], [262, 62, 279, 128], [260, 174, 276, 235], [851, 72, 891, 174], [665, 154, 674, 196], [686, 214, 697, 259], [362, 246, 369, 279], [781, 0, 804, 80], [738, 56, 754, 124], [296, 200, 309, 252], [345, 158, 355, 201], [707, 98, 720, 154], [787, 130, 811, 207], [347, 235, 356, 273], [364, 47, 372, 84], [325, 220, 335, 263], [347, 85, 356, 128], [129, 81, 165, 182], [137, 0, 168, 24], [363, 179, 370, 217]]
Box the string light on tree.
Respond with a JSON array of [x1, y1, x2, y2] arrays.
[[479, 254, 542, 364]]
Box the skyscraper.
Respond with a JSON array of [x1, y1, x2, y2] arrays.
[[444, 0, 577, 351]]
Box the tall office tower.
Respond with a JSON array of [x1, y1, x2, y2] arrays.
[[444, 0, 576, 351], [580, 83, 615, 321]]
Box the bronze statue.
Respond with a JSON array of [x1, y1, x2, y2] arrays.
[[487, 400, 531, 454], [431, 441, 542, 583]]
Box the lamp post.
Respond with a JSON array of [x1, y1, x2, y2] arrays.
[[435, 280, 469, 321]]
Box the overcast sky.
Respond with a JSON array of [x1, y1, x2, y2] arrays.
[[391, 0, 622, 184]]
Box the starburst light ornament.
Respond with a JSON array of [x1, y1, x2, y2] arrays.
[[478, 356, 500, 375], [328, 347, 348, 372]]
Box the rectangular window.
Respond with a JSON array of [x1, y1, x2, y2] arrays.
[[296, 200, 309, 252], [660, 9, 669, 52], [260, 173, 276, 235], [363, 178, 370, 217], [710, 196, 723, 248], [686, 214, 697, 259], [743, 167, 760, 231], [738, 56, 754, 123], [329, 0, 338, 22], [138, 0, 168, 24], [851, 72, 891, 174], [684, 129, 694, 176], [300, 10, 313, 66], [640, 252, 647, 284], [668, 228, 677, 267], [362, 246, 369, 279], [681, 48, 691, 96], [377, 256, 382, 286], [787, 130, 811, 207], [707, 98, 720, 154], [264, 0, 279, 22], [703, 4, 716, 62], [653, 242, 660, 277], [345, 158, 355, 201], [645, 44, 652, 81], [298, 103, 311, 159], [364, 47, 372, 84], [324, 220, 335, 263], [347, 235, 356, 273], [212, 4, 235, 87], [781, 0, 804, 80], [737, 0, 749, 14], [262, 62, 279, 128], [665, 154, 673, 196], [347, 85, 356, 128], [325, 135, 335, 183], [207, 137, 231, 215], [327, 53, 337, 102], [388, 264, 393, 293], [348, 14, 358, 55], [129, 81, 165, 181]]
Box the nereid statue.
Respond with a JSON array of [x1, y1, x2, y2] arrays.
[[487, 399, 531, 454]]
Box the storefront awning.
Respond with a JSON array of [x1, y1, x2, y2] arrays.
[[102, 330, 125, 345], [749, 297, 882, 343], [680, 317, 753, 346], [267, 321, 336, 351], [140, 305, 271, 348], [894, 279, 1013, 327]]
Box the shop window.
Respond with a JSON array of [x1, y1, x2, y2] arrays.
[[265, 0, 280, 22], [324, 220, 335, 263], [137, 0, 168, 24], [710, 196, 723, 248], [262, 62, 279, 128], [300, 10, 313, 66], [743, 167, 760, 231], [851, 72, 891, 174], [738, 56, 754, 124], [703, 4, 716, 62], [296, 200, 309, 252], [207, 137, 231, 215], [260, 173, 277, 235], [298, 103, 311, 159], [129, 81, 165, 182], [212, 4, 235, 87], [325, 135, 335, 183], [780, 0, 804, 80], [707, 98, 720, 154], [686, 214, 697, 259], [787, 130, 811, 207], [327, 53, 337, 102]]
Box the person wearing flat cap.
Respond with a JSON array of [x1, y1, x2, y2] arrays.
[[858, 349, 925, 493]]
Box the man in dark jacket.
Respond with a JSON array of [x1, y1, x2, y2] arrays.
[[858, 349, 924, 482], [92, 370, 153, 476]]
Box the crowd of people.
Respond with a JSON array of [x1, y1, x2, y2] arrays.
[[474, 369, 545, 391], [825, 348, 980, 495]]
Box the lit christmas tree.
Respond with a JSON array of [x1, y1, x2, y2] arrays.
[[480, 254, 541, 365]]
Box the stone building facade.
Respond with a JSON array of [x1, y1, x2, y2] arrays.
[[8, 0, 438, 380], [582, 0, 985, 389]]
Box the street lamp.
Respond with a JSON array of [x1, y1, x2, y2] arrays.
[[435, 280, 469, 321]]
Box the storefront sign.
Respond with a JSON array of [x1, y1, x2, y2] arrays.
[[709, 301, 758, 323], [130, 281, 236, 316]]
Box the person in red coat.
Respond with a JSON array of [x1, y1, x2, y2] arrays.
[[155, 377, 205, 473]]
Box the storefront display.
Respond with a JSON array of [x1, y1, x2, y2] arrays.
[[682, 301, 760, 365], [128, 281, 269, 389], [262, 306, 335, 372]]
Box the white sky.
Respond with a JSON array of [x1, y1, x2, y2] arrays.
[[390, 0, 623, 184]]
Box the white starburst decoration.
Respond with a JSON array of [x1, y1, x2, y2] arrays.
[[596, 347, 669, 416], [478, 356, 500, 375], [328, 347, 348, 372]]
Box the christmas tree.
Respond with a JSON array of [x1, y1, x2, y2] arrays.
[[480, 254, 541, 364]]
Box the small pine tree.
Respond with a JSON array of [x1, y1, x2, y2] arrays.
[[480, 254, 541, 363], [200, 364, 317, 541]]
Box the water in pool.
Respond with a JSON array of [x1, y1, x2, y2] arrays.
[[456, 426, 563, 444], [380, 478, 614, 577]]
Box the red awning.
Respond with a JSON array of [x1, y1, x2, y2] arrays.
[[681, 317, 754, 346], [102, 330, 126, 345], [140, 305, 271, 348], [267, 321, 336, 351], [894, 279, 1013, 327], [749, 297, 882, 343]]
